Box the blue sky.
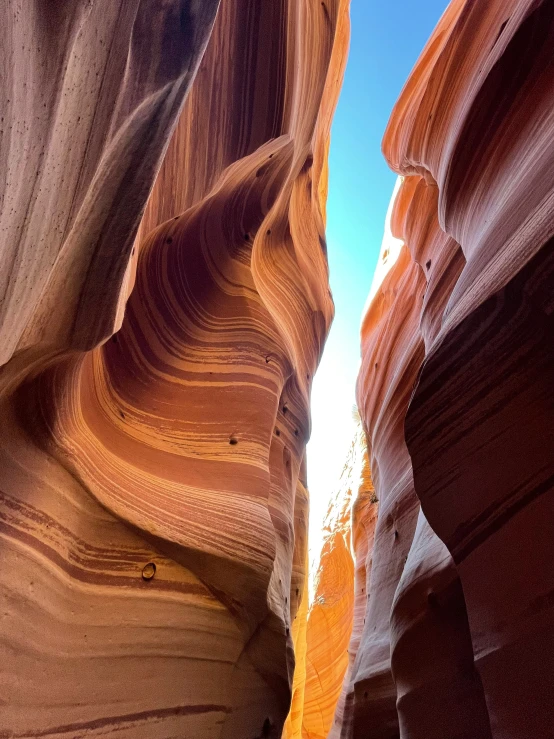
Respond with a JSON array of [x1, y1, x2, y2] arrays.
[[307, 0, 448, 576]]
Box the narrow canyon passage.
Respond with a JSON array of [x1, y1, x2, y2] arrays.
[[0, 2, 553, 739]]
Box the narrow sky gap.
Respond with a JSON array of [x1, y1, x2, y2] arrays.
[[307, 0, 449, 588]]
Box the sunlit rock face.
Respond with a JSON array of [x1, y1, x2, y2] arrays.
[[284, 429, 361, 739], [336, 1, 554, 738], [327, 442, 378, 739], [0, 1, 349, 737]]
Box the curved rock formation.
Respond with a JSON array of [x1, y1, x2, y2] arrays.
[[328, 443, 378, 739], [396, 4, 554, 736], [348, 238, 425, 739], [299, 434, 357, 739], [335, 1, 554, 738], [5, 0, 553, 735], [283, 426, 375, 739], [0, 0, 221, 376], [284, 463, 312, 738], [0, 1, 350, 737]]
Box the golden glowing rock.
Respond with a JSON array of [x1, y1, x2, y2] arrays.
[[284, 430, 376, 739], [300, 438, 357, 739], [328, 446, 378, 739]]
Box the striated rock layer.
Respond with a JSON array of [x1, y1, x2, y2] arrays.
[[0, 1, 350, 737], [284, 430, 357, 739], [283, 425, 378, 739], [336, 1, 554, 738], [327, 441, 378, 739]]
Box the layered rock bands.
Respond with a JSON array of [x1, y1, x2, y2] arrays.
[[284, 427, 378, 739], [2, 1, 553, 738], [335, 2, 554, 738], [0, 1, 349, 737]]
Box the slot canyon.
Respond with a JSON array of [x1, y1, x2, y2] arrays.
[[0, 1, 553, 738]]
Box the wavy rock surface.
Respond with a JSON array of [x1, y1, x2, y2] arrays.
[[300, 434, 357, 739], [283, 428, 374, 739], [328, 444, 378, 739], [0, 1, 350, 737], [336, 1, 554, 738], [348, 239, 425, 739]]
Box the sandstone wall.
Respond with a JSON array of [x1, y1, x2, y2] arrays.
[[284, 431, 360, 739], [0, 1, 349, 737], [335, 1, 554, 737]]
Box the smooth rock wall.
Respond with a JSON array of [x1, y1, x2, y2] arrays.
[[0, 1, 350, 736], [334, 1, 554, 737]]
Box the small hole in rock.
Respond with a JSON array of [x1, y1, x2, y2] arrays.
[[262, 717, 272, 736], [428, 592, 439, 608], [166, 237, 172, 244], [426, 259, 431, 270], [394, 530, 399, 539], [275, 428, 281, 436], [229, 437, 238, 445], [286, 627, 290, 636], [244, 234, 249, 241], [142, 562, 156, 581], [294, 429, 299, 437], [266, 229, 271, 236], [119, 411, 125, 419]]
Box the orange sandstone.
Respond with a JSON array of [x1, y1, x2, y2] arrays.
[[0, 1, 350, 737], [334, 1, 554, 737]]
